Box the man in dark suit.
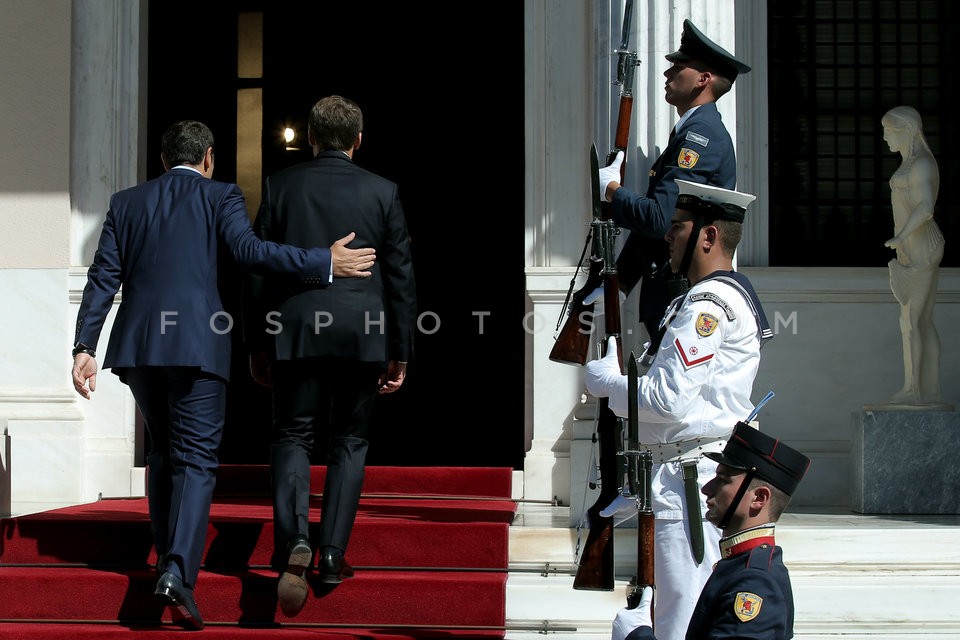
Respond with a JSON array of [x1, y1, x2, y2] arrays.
[[245, 95, 416, 618], [71, 120, 376, 630], [596, 18, 751, 339]]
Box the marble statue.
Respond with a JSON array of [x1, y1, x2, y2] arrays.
[[881, 105, 948, 408]]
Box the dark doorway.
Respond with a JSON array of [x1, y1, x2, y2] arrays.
[[147, 2, 525, 468]]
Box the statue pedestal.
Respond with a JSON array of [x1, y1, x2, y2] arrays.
[[851, 409, 960, 514]]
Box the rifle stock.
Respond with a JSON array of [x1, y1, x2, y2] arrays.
[[572, 357, 621, 590], [626, 450, 655, 612], [609, 93, 634, 180], [549, 257, 603, 366]]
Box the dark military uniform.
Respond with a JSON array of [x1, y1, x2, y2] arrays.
[[610, 18, 749, 334], [615, 423, 811, 640], [685, 526, 795, 639], [612, 101, 738, 327]]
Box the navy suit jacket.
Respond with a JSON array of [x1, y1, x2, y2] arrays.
[[247, 150, 416, 364], [75, 167, 331, 381]]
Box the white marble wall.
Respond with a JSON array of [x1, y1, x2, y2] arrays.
[[751, 267, 960, 508], [0, 1, 146, 516], [0, 269, 138, 516]]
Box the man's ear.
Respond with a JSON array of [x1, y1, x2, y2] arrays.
[[161, 153, 170, 172], [750, 485, 772, 510], [702, 224, 719, 248], [354, 131, 362, 151], [202, 146, 214, 177]]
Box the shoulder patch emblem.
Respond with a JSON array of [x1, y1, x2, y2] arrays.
[[678, 148, 700, 168], [685, 131, 709, 147], [734, 592, 763, 622], [696, 312, 720, 337]]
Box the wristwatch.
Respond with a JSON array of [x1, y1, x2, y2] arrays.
[[72, 343, 96, 358]]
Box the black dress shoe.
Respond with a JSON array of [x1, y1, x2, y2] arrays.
[[318, 549, 355, 584], [278, 536, 312, 618], [155, 571, 204, 630]]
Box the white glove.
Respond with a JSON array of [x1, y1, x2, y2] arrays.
[[600, 492, 636, 518], [584, 336, 622, 398], [599, 151, 625, 202], [611, 586, 654, 640], [582, 285, 629, 306]]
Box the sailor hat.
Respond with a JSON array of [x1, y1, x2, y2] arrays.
[[675, 179, 756, 223], [666, 19, 752, 81]]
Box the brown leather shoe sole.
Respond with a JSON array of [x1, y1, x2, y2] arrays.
[[277, 543, 312, 618]]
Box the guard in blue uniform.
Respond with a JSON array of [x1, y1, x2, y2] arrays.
[[597, 18, 752, 338], [612, 422, 812, 640]]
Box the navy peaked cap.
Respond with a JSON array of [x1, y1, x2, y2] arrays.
[[705, 422, 811, 495], [665, 19, 751, 81]]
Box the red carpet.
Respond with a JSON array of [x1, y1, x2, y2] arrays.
[[0, 465, 515, 639]]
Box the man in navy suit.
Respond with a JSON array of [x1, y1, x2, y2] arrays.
[[71, 120, 376, 630], [244, 95, 416, 618], [596, 18, 751, 339]]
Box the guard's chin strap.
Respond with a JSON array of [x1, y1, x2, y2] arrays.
[[664, 216, 705, 300], [717, 467, 757, 530]]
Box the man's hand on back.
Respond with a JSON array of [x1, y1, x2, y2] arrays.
[[331, 231, 376, 278]]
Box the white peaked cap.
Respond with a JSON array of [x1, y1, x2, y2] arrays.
[[675, 179, 757, 222]]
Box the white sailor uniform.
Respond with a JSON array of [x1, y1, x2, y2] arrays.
[[585, 270, 771, 640]]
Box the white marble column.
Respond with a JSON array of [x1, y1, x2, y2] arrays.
[[71, 0, 147, 266], [523, 0, 596, 503]]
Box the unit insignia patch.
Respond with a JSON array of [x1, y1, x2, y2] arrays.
[[678, 148, 700, 168], [696, 312, 719, 337], [734, 592, 763, 622]]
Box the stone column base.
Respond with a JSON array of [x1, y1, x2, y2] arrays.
[[851, 409, 960, 514]]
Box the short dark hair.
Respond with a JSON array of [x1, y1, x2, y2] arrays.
[[684, 59, 734, 99], [710, 73, 733, 98], [713, 218, 742, 255], [308, 95, 363, 152], [748, 476, 792, 520], [161, 120, 214, 167]]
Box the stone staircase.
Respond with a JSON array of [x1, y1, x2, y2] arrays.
[[503, 504, 960, 639]]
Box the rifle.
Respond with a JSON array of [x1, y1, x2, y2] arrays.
[[550, 0, 639, 367], [627, 450, 655, 609], [624, 353, 655, 610], [572, 171, 622, 590], [549, 252, 602, 366], [572, 0, 640, 592]]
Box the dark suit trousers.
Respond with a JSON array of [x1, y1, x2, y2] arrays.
[[270, 357, 381, 560], [124, 367, 225, 589]]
